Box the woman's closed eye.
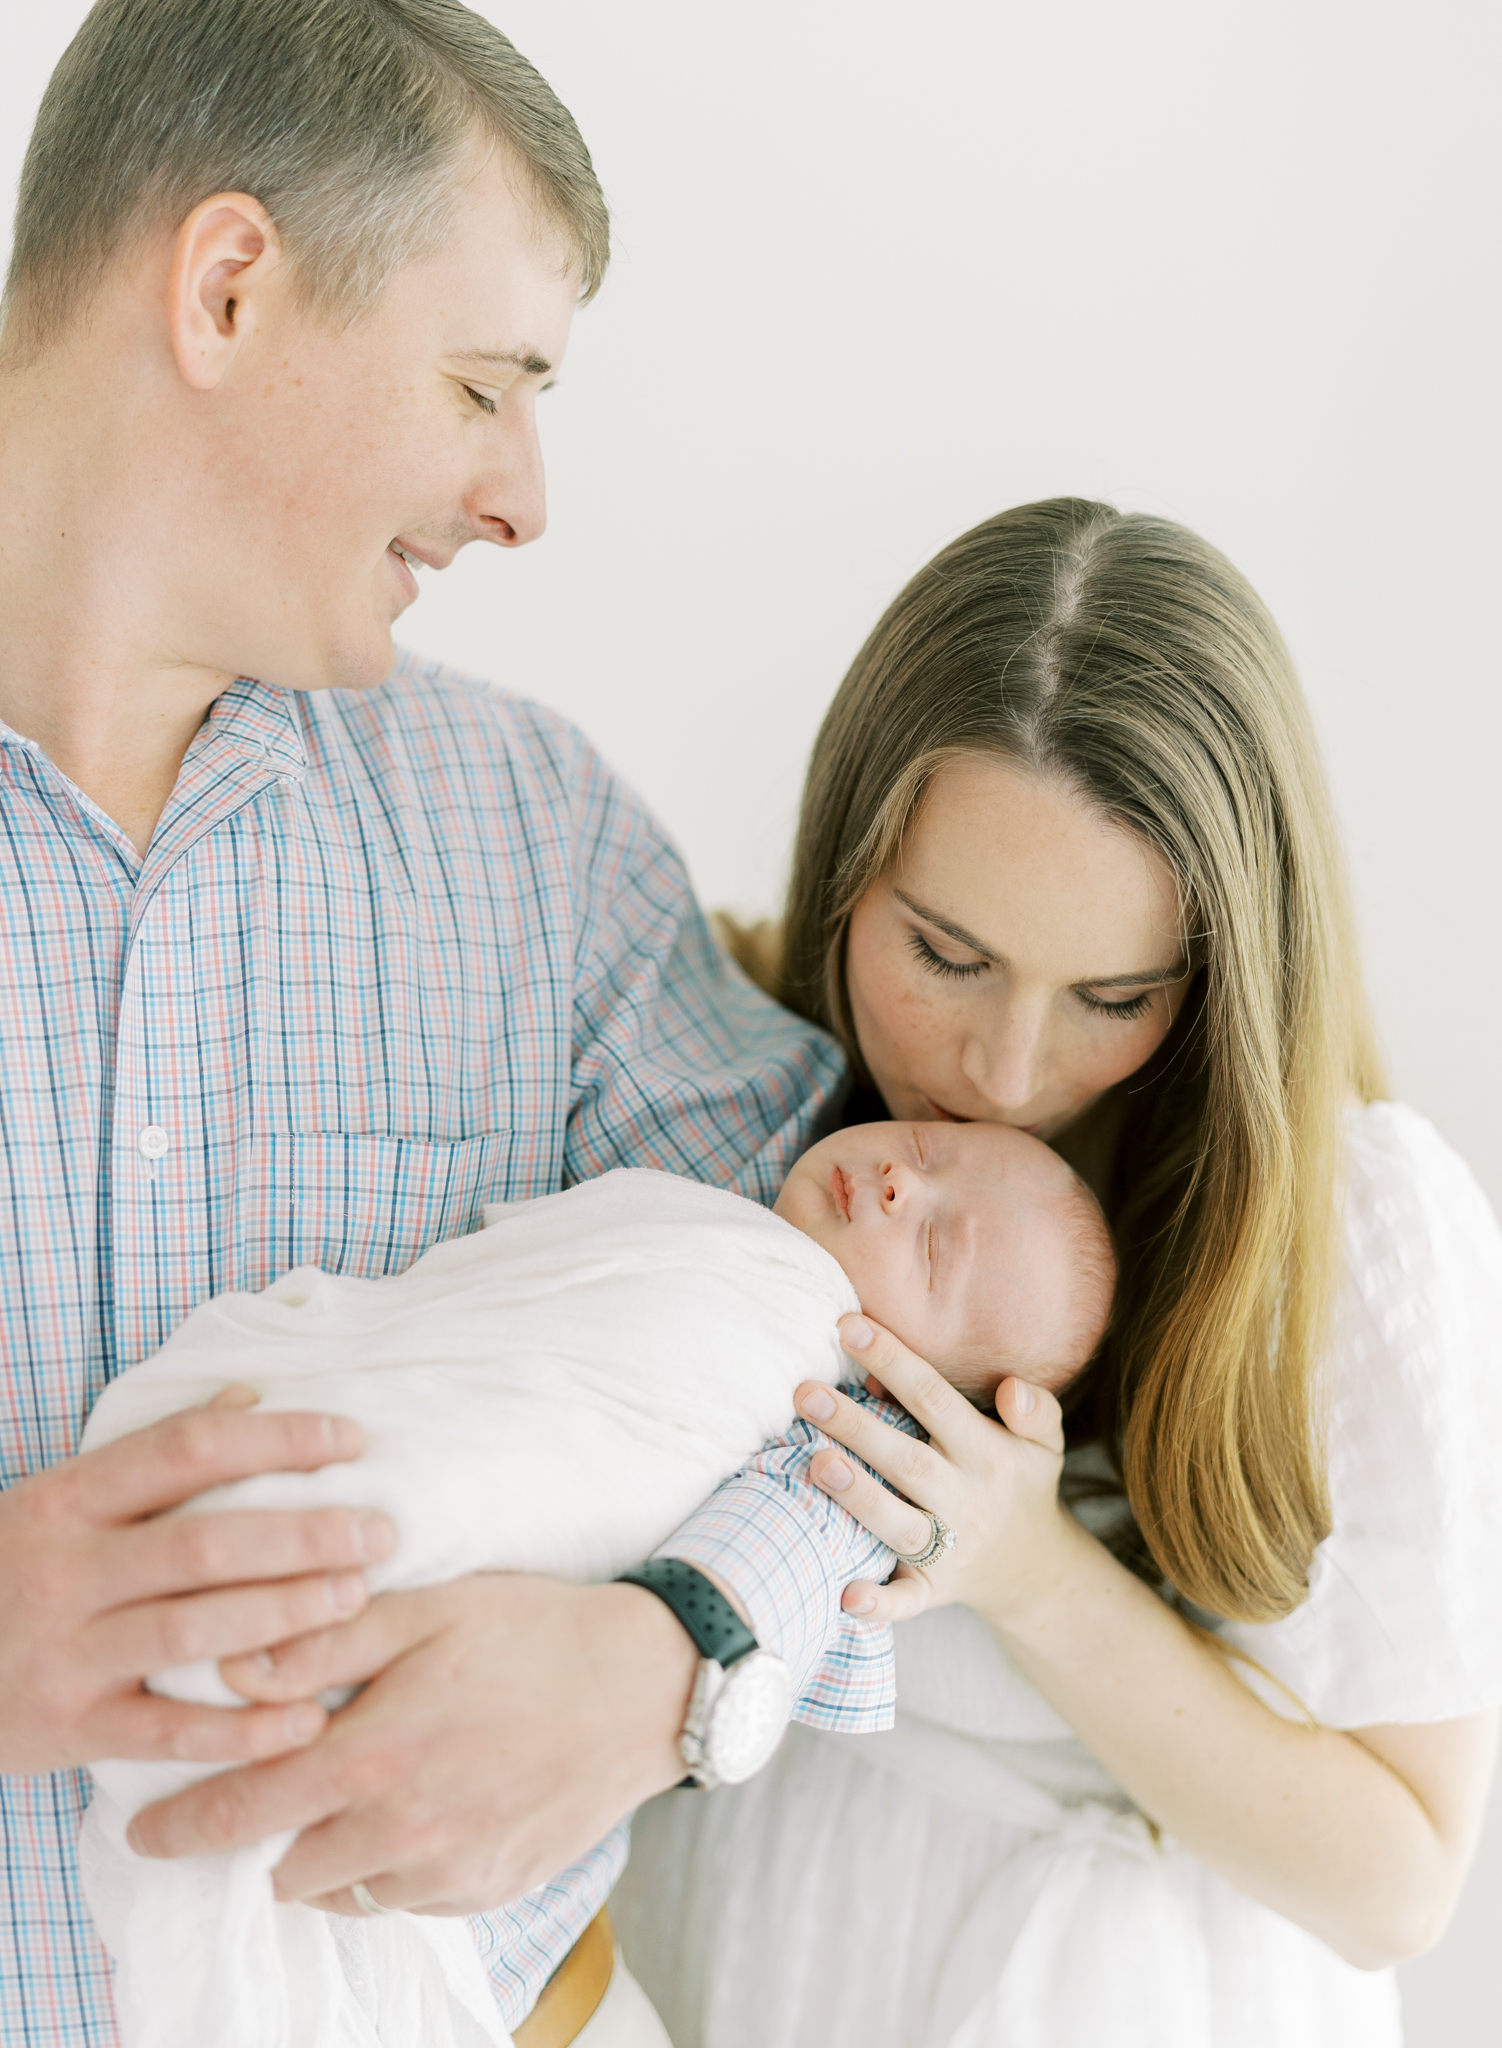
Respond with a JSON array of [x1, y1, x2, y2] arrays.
[[906, 929, 988, 982], [1077, 987, 1155, 1021]]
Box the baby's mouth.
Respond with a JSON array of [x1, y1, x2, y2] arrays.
[[829, 1166, 853, 1223]]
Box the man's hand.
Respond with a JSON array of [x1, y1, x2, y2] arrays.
[[0, 1391, 394, 1774], [130, 1575, 699, 1913]]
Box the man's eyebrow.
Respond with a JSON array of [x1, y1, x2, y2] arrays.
[[893, 888, 1187, 984], [450, 346, 554, 377]]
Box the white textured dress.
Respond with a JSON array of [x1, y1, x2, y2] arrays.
[[614, 1104, 1502, 2048]]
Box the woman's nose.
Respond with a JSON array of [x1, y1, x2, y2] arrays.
[[961, 1012, 1046, 1113]]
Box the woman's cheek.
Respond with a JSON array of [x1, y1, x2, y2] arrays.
[[1079, 1012, 1176, 1096], [850, 941, 931, 1071]]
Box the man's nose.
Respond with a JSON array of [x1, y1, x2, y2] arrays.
[[468, 402, 547, 549]]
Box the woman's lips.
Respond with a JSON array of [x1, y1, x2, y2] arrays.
[[920, 1095, 972, 1123], [921, 1094, 1042, 1135], [829, 1165, 853, 1222]]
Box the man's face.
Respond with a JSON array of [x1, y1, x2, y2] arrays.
[[170, 147, 579, 693]]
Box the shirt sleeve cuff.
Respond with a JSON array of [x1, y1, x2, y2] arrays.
[[654, 1421, 898, 1734]]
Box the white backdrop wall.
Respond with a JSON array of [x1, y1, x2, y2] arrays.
[[4, 2, 1499, 2040]]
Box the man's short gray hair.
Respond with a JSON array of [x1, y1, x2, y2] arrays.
[[3, 0, 610, 361]]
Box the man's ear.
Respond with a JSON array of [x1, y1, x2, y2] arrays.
[[166, 191, 283, 391]]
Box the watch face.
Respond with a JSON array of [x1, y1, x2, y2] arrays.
[[707, 1652, 795, 1785]]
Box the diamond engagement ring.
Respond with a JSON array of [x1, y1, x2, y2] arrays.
[[893, 1510, 957, 1571], [351, 1879, 398, 1917]]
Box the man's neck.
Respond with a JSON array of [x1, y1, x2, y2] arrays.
[[0, 347, 231, 857]]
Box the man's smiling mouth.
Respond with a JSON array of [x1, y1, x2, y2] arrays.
[[389, 542, 424, 571]]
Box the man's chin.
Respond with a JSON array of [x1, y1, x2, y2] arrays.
[[289, 625, 400, 696]]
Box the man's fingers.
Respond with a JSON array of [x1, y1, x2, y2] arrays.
[[59, 1406, 368, 1526], [219, 1593, 423, 1703], [94, 1504, 393, 1608], [89, 1570, 372, 1683], [128, 1737, 350, 1858], [271, 1810, 432, 1909], [807, 1446, 936, 1556], [306, 1873, 478, 1918], [94, 1690, 328, 1765], [840, 1570, 934, 1626]]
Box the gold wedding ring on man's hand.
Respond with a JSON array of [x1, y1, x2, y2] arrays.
[[892, 1510, 957, 1571], [351, 1879, 398, 1916]]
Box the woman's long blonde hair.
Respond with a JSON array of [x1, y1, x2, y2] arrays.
[[774, 499, 1384, 1624]]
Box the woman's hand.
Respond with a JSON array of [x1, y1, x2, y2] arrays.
[[796, 1314, 1074, 1626], [801, 1327, 1499, 1971]]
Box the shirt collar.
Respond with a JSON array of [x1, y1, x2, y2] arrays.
[[196, 677, 309, 781], [0, 676, 310, 782]]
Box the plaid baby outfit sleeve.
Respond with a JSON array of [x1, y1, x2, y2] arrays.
[[0, 651, 889, 2045]]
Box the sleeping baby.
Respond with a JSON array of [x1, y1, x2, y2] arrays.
[[79, 1120, 1114, 2048]]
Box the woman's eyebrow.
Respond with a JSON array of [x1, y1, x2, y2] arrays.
[[1081, 960, 1190, 988], [893, 889, 999, 960], [894, 886, 1188, 984]]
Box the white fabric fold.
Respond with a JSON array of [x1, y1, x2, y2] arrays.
[[79, 1169, 858, 2048]]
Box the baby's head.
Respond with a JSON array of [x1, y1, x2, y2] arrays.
[[774, 1120, 1114, 1402]]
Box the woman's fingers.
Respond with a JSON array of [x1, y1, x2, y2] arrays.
[[996, 1375, 1066, 1454], [798, 1383, 949, 1506], [807, 1446, 936, 1558], [836, 1317, 982, 1450], [841, 1571, 934, 1626]]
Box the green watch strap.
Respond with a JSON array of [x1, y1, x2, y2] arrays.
[[616, 1558, 757, 1668]]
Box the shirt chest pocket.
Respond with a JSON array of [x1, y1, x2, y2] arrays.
[[229, 1130, 525, 1290]]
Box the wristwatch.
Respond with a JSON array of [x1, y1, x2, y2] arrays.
[[616, 1558, 795, 1790]]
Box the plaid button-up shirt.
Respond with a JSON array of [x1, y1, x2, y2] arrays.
[[0, 652, 896, 2045]]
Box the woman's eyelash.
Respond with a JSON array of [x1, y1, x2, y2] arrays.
[[906, 930, 988, 981], [906, 928, 1156, 1018], [464, 385, 498, 415], [1077, 988, 1154, 1021]]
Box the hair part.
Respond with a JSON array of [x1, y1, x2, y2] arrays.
[[2, 0, 609, 364], [779, 498, 1385, 1623]]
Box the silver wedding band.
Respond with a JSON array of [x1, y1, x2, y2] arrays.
[[893, 1509, 958, 1571], [351, 1879, 398, 1917]]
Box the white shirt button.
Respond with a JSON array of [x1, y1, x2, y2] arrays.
[[138, 1125, 171, 1160]]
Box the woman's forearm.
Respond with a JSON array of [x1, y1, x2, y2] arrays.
[[981, 1511, 1489, 1969]]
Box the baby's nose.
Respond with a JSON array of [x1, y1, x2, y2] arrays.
[[880, 1160, 911, 1207]]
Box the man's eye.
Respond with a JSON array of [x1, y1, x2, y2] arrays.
[[906, 930, 986, 982], [464, 385, 498, 416]]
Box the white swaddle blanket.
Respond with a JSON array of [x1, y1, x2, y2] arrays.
[[77, 1168, 859, 2048]]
